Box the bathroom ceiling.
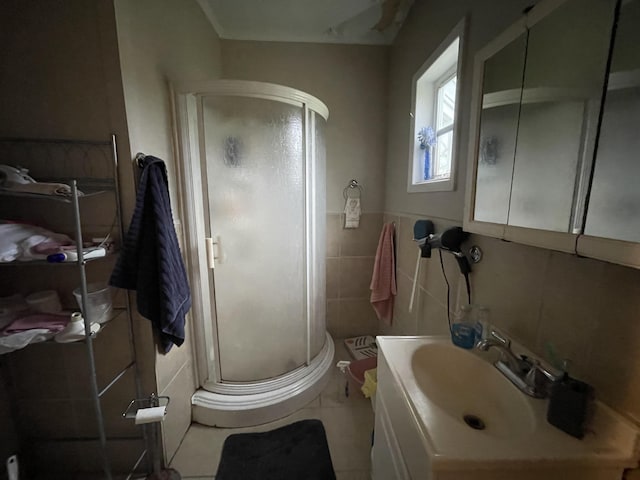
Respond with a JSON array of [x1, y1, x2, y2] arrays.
[[197, 0, 414, 45]]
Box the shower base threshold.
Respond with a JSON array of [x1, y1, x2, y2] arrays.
[[192, 333, 335, 427]]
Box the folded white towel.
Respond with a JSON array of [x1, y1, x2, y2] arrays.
[[0, 329, 54, 355], [0, 223, 74, 262], [344, 198, 361, 229]]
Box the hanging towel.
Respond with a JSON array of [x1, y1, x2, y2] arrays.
[[370, 223, 396, 325], [110, 156, 191, 353], [344, 197, 361, 228]]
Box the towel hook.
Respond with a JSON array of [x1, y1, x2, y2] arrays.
[[343, 179, 363, 200], [134, 152, 146, 168]]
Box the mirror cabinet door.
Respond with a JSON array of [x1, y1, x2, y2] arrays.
[[584, 0, 640, 243], [506, 0, 617, 232], [473, 33, 528, 224]]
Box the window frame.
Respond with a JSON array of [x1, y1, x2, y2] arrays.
[[432, 68, 457, 179], [407, 19, 466, 194]]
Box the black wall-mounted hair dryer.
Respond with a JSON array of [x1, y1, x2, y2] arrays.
[[414, 222, 473, 304], [414, 223, 471, 275]]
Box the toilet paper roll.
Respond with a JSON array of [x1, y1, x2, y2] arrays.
[[134, 406, 166, 425]]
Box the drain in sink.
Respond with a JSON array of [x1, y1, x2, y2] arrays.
[[463, 414, 486, 430]]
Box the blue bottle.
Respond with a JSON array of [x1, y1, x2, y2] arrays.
[[450, 305, 477, 349]]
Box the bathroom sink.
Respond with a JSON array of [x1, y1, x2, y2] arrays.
[[411, 342, 536, 439], [375, 335, 640, 472]]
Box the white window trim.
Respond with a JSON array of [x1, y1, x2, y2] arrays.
[[408, 18, 466, 193], [432, 68, 457, 179]]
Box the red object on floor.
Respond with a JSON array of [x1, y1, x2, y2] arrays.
[[345, 356, 377, 396]]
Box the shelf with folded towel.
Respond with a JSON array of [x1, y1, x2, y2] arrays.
[[0, 308, 127, 354], [47, 307, 127, 345], [0, 136, 140, 479], [0, 251, 117, 267], [0, 173, 116, 200], [0, 187, 111, 203]]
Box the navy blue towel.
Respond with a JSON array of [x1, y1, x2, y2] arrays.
[[110, 156, 191, 353]]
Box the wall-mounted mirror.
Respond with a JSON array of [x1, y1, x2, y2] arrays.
[[584, 0, 640, 243], [469, 0, 620, 240], [506, 0, 617, 233], [467, 0, 640, 267], [473, 32, 527, 225]]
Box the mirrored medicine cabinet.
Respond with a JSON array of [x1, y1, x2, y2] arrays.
[[465, 0, 640, 268]]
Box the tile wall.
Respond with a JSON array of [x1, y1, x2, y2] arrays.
[[386, 212, 640, 425], [467, 234, 640, 425], [378, 213, 464, 338], [326, 213, 384, 339], [158, 319, 197, 462]]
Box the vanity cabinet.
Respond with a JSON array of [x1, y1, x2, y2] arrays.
[[465, 0, 640, 267], [372, 347, 431, 480], [372, 336, 639, 480]]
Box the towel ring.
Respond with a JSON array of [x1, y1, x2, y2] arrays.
[[343, 179, 362, 200]]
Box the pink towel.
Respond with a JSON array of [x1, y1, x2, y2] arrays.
[[370, 223, 397, 325], [2, 313, 69, 335]]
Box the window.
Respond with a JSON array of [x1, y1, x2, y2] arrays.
[[408, 21, 464, 193], [433, 72, 457, 179]]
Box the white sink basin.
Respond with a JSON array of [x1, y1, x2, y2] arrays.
[[376, 336, 640, 470], [411, 342, 536, 439]]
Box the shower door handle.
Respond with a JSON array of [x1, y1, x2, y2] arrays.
[[205, 236, 221, 269]]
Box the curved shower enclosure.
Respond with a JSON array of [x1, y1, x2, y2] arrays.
[[174, 81, 333, 427]]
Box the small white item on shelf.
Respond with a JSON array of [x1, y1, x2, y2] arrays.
[[0, 164, 80, 196], [25, 289, 62, 313], [0, 165, 35, 185], [134, 406, 167, 425], [46, 246, 106, 263], [54, 312, 100, 343], [6, 454, 18, 480]]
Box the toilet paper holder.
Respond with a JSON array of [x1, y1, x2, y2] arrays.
[[123, 393, 175, 477], [123, 393, 170, 421]]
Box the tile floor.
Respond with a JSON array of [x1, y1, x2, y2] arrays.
[[169, 339, 374, 479]]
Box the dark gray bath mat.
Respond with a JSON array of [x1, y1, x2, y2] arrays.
[[215, 419, 336, 480]]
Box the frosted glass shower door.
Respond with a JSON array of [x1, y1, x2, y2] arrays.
[[202, 95, 306, 382]]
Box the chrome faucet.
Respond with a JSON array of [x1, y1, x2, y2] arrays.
[[476, 328, 561, 398], [476, 329, 528, 374], [524, 358, 564, 397]]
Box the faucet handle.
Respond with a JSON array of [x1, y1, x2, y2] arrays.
[[534, 360, 564, 383], [489, 328, 510, 348], [524, 357, 564, 397]]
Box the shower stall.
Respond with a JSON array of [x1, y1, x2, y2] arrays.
[[173, 81, 334, 427]]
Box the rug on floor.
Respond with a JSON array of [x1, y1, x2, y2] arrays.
[[215, 419, 336, 480]]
